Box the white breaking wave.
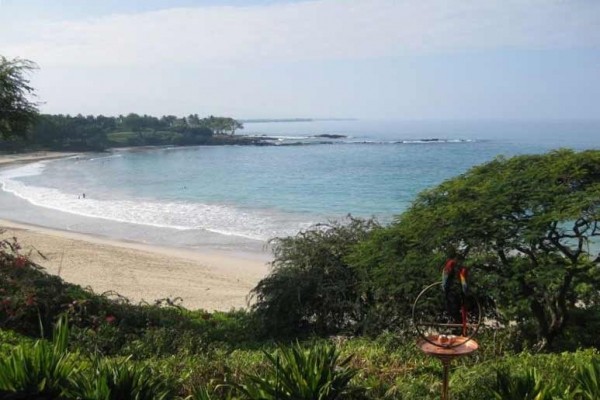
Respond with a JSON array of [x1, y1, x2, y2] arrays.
[[88, 154, 123, 161], [247, 135, 312, 140], [398, 139, 475, 144], [0, 161, 48, 179], [0, 162, 311, 241], [341, 138, 475, 145]]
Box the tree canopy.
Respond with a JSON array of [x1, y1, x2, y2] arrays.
[[251, 218, 379, 337], [201, 116, 243, 136], [0, 56, 38, 139], [8, 112, 248, 151], [0, 55, 249, 150], [397, 150, 600, 347], [252, 150, 600, 349]]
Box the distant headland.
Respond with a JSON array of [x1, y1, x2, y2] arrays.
[[0, 113, 356, 153]]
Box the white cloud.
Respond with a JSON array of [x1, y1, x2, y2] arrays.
[[1, 0, 599, 68]]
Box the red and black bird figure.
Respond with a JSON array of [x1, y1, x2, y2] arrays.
[[441, 258, 469, 336], [442, 258, 457, 294], [458, 266, 469, 336]]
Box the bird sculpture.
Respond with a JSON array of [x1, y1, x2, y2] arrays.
[[441, 258, 469, 336], [458, 266, 469, 336], [442, 258, 457, 293]]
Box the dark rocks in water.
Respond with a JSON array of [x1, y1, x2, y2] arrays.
[[313, 134, 347, 139]]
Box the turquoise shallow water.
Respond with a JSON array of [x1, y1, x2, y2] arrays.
[[1, 119, 599, 251]]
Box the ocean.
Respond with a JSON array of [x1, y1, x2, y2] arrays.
[[1, 119, 599, 255]]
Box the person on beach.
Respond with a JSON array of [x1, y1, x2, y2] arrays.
[[82, 193, 86, 199]]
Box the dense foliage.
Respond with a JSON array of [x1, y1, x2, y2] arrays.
[[251, 218, 380, 337], [2, 199, 600, 398], [0, 233, 257, 355], [233, 342, 358, 400], [0, 54, 252, 152], [1, 317, 600, 399], [251, 150, 600, 350], [383, 149, 600, 349], [4, 53, 600, 398], [25, 113, 246, 151], [0, 56, 38, 140]]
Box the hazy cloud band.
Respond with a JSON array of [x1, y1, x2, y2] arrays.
[[2, 0, 599, 67]]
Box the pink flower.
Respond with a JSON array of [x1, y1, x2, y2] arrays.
[[13, 256, 27, 268], [105, 315, 117, 324]]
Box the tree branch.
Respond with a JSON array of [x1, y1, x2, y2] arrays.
[[515, 245, 538, 267]]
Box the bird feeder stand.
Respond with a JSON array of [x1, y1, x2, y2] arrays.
[[412, 282, 482, 400]]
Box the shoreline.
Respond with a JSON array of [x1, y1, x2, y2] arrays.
[[0, 151, 80, 166], [0, 151, 271, 311]]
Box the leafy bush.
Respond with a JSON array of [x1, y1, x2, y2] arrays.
[[0, 234, 83, 337], [234, 341, 359, 400], [574, 356, 600, 400], [352, 149, 600, 350], [492, 368, 553, 400], [251, 217, 379, 337], [0, 233, 260, 356], [0, 316, 80, 399], [188, 387, 223, 400], [75, 356, 176, 400]]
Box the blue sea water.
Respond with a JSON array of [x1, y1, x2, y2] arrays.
[[0, 119, 599, 253]]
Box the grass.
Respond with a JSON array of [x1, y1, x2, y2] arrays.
[[1, 240, 600, 399], [232, 341, 359, 400], [0, 322, 599, 399]]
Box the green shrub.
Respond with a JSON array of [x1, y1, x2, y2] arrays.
[[491, 368, 553, 400], [358, 150, 600, 350], [0, 316, 80, 399], [250, 217, 379, 338], [0, 234, 260, 357], [0, 235, 88, 338], [574, 356, 600, 400], [188, 386, 237, 400], [75, 356, 176, 400], [234, 341, 359, 400]]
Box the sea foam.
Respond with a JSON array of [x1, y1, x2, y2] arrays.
[[0, 161, 311, 241]]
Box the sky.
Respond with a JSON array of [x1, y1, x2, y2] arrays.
[[1, 0, 599, 120]]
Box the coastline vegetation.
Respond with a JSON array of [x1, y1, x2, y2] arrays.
[[3, 112, 253, 153], [2, 57, 600, 398], [1, 148, 600, 399], [0, 55, 256, 153]]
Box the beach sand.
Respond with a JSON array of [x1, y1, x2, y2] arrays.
[[0, 220, 270, 311], [0, 151, 271, 311]]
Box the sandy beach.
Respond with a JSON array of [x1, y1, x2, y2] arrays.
[[0, 152, 271, 311], [0, 220, 270, 311]]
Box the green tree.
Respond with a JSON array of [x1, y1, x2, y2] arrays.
[[201, 116, 243, 135], [373, 149, 600, 349], [186, 113, 201, 126], [252, 150, 600, 347], [30, 114, 109, 151], [250, 217, 379, 337], [0, 56, 38, 139]]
